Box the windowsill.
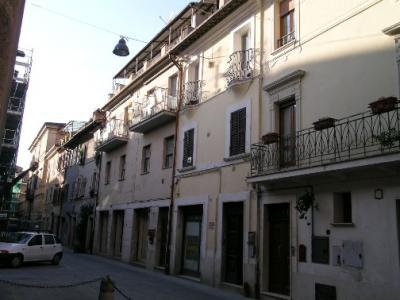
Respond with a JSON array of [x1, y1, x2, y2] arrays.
[[331, 222, 355, 227], [224, 152, 251, 162], [271, 39, 296, 56], [118, 178, 125, 182], [141, 171, 150, 175], [177, 165, 196, 173], [162, 166, 173, 170]]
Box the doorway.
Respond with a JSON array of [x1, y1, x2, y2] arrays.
[[181, 205, 203, 277], [99, 211, 109, 254], [266, 203, 290, 295], [135, 208, 149, 263], [112, 210, 124, 257], [157, 207, 169, 267], [222, 202, 243, 285]]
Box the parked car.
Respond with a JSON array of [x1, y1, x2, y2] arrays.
[[0, 232, 63, 268]]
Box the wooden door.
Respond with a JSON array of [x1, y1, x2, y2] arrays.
[[223, 202, 243, 285], [268, 203, 290, 295]]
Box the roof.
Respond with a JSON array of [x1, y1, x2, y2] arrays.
[[113, 1, 199, 79], [28, 122, 66, 151]]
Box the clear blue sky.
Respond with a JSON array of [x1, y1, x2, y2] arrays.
[[17, 0, 191, 169]]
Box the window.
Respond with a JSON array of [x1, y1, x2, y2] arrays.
[[44, 235, 55, 245], [168, 74, 178, 98], [164, 136, 174, 169], [279, 99, 296, 166], [333, 192, 352, 224], [105, 161, 111, 185], [119, 155, 126, 180], [278, 0, 295, 47], [183, 129, 194, 168], [90, 172, 97, 195], [229, 108, 246, 156], [142, 145, 151, 173], [28, 235, 43, 246]]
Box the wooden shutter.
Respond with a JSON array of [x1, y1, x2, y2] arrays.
[[183, 129, 194, 167], [230, 108, 246, 156]]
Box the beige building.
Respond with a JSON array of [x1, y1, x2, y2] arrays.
[[27, 122, 65, 225], [37, 0, 400, 299], [248, 0, 400, 299]]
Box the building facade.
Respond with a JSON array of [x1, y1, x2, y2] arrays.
[[36, 0, 400, 299]]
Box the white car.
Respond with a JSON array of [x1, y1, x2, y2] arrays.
[[0, 232, 63, 268]]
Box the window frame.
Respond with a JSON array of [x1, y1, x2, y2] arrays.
[[119, 155, 126, 181], [182, 129, 195, 168], [163, 136, 175, 169], [229, 108, 247, 157], [332, 192, 353, 225], [142, 144, 151, 174], [105, 161, 111, 185]]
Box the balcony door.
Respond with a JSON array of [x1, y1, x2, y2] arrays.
[[279, 99, 296, 166]]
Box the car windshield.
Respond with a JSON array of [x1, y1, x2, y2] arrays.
[[0, 232, 33, 244]]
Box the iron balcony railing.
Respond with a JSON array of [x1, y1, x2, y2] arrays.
[[277, 32, 295, 48], [7, 96, 24, 113], [95, 119, 129, 147], [225, 48, 255, 86], [251, 106, 400, 176], [183, 80, 205, 107], [131, 88, 178, 125], [2, 129, 20, 146]]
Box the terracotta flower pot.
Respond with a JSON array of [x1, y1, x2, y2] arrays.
[[369, 96, 398, 114], [313, 117, 336, 131]]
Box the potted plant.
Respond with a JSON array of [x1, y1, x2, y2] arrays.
[[295, 191, 314, 219], [369, 96, 398, 114], [313, 117, 336, 131], [375, 128, 400, 147], [262, 132, 280, 144]]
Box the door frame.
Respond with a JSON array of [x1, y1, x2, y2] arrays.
[[215, 191, 250, 286], [260, 192, 295, 298], [170, 195, 208, 277]]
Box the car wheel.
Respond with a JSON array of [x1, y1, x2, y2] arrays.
[[51, 254, 61, 265], [10, 255, 23, 268]]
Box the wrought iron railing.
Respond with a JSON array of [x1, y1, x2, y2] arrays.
[[95, 119, 128, 147], [224, 48, 255, 86], [2, 129, 20, 146], [183, 80, 205, 107], [277, 32, 295, 48], [7, 96, 24, 113], [131, 88, 178, 126], [251, 106, 400, 176]]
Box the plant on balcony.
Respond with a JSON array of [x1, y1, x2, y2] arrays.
[[368, 96, 398, 114], [375, 128, 400, 147], [295, 191, 315, 219], [312, 117, 336, 131], [262, 132, 280, 144]]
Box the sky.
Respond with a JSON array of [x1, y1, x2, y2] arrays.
[[17, 0, 191, 169]]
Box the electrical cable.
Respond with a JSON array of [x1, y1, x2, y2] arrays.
[[29, 2, 147, 44]]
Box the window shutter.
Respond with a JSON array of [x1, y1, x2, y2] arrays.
[[230, 108, 246, 156], [183, 129, 194, 167]]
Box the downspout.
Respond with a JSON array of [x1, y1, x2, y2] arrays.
[[165, 54, 184, 274], [91, 150, 102, 254], [255, 0, 264, 297]]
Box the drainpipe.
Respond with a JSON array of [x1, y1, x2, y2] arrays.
[[164, 54, 184, 274], [90, 150, 102, 254], [255, 0, 264, 297]]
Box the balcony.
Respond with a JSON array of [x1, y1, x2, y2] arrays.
[[95, 119, 129, 152], [129, 88, 178, 133], [277, 32, 295, 48], [250, 105, 400, 180], [2, 129, 19, 149], [183, 80, 205, 108], [224, 48, 255, 87], [7, 96, 24, 114]]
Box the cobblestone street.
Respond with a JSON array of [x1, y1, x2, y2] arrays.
[[0, 250, 249, 300]]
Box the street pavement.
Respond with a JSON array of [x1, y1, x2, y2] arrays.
[[0, 250, 249, 300]]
